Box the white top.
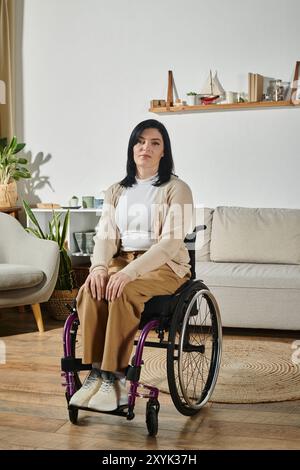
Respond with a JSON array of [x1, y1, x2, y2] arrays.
[[115, 174, 159, 251]]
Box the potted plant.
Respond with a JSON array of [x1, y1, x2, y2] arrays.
[[69, 195, 79, 207], [186, 92, 198, 106], [23, 200, 78, 320], [0, 136, 30, 207]]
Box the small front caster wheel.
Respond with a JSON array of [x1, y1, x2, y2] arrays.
[[146, 399, 159, 436], [68, 406, 78, 424]]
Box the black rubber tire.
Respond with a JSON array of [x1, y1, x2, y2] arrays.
[[146, 400, 159, 436], [68, 407, 78, 425], [167, 281, 222, 416]]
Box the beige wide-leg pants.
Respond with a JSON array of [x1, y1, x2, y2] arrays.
[[76, 251, 190, 373]]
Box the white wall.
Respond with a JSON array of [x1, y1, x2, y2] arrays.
[[16, 0, 300, 208]]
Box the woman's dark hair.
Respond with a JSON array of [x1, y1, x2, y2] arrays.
[[119, 119, 175, 187]]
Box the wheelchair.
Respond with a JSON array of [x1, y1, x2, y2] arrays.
[[61, 225, 222, 436]]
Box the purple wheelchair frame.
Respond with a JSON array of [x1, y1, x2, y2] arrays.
[[62, 309, 160, 418]]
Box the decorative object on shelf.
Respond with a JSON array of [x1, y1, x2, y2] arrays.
[[94, 190, 105, 209], [166, 70, 174, 107], [174, 98, 184, 107], [69, 195, 79, 207], [150, 99, 166, 108], [150, 70, 184, 108], [267, 79, 285, 102], [291, 61, 300, 105], [199, 70, 225, 104], [82, 195, 95, 208], [225, 91, 238, 104], [282, 82, 291, 100], [186, 92, 198, 106], [23, 200, 78, 320], [74, 230, 96, 255], [248, 73, 264, 102], [94, 197, 104, 209], [237, 92, 247, 103], [0, 136, 29, 208]]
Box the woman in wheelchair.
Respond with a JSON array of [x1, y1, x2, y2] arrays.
[[69, 119, 194, 412], [63, 119, 222, 435]]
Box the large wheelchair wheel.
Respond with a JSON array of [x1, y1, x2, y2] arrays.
[[167, 281, 222, 416]]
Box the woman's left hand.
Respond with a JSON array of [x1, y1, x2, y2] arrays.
[[105, 272, 132, 302]]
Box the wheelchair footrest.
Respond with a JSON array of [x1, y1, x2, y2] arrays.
[[61, 356, 92, 372], [69, 404, 128, 417]]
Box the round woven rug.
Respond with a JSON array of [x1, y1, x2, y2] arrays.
[[140, 336, 300, 403]]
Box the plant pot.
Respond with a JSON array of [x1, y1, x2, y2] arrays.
[[186, 95, 198, 106], [45, 288, 79, 321], [0, 180, 18, 207]]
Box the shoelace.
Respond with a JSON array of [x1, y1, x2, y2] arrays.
[[83, 370, 100, 389], [99, 379, 114, 394]]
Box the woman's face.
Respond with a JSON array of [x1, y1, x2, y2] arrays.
[[133, 128, 164, 174]]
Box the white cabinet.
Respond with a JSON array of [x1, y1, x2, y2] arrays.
[[29, 208, 102, 266]]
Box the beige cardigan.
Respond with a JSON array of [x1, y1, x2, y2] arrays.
[[90, 175, 194, 281]]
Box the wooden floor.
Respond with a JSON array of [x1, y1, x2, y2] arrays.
[[0, 307, 300, 450]]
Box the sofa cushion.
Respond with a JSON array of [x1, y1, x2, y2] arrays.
[[210, 206, 300, 264], [0, 264, 44, 291], [196, 261, 300, 289], [194, 207, 214, 262]]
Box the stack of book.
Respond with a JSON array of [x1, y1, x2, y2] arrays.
[[248, 73, 264, 102]]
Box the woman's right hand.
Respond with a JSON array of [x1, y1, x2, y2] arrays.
[[84, 269, 108, 301]]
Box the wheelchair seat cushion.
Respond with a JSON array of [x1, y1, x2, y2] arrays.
[[138, 280, 193, 329], [139, 294, 175, 328], [0, 264, 44, 291], [144, 294, 173, 316]]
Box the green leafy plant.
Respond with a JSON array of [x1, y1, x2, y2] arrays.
[[0, 136, 30, 185], [187, 91, 197, 96], [23, 200, 74, 290]]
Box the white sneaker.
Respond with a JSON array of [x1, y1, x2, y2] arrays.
[[69, 369, 102, 408], [88, 374, 118, 412], [116, 378, 128, 407]]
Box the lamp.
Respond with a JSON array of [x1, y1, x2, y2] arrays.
[[0, 80, 6, 104]]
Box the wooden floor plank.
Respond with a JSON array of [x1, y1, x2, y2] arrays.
[[0, 412, 65, 433]]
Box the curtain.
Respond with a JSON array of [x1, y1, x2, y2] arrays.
[[0, 0, 15, 139]]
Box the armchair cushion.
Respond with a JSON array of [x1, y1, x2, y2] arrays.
[[0, 264, 44, 291]]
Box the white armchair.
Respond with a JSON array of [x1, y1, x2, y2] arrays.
[[0, 212, 59, 332]]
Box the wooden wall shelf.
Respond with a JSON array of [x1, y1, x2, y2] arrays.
[[149, 100, 300, 114]]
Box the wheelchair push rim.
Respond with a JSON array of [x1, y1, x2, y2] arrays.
[[167, 285, 222, 415]]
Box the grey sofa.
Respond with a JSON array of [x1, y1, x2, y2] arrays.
[[194, 206, 300, 330], [0, 212, 59, 332]]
